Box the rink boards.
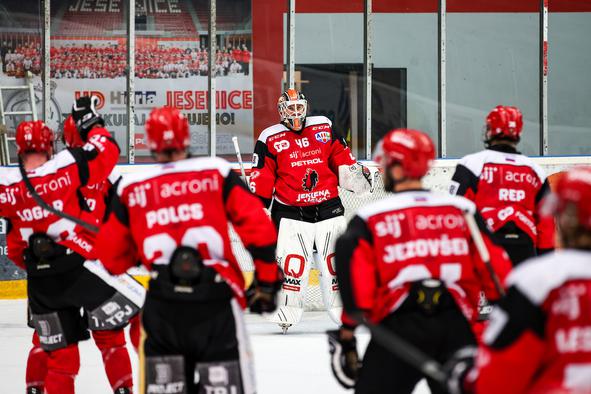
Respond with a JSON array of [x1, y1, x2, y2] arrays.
[[1, 156, 589, 299]]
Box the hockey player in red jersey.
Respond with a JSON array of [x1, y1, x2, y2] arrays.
[[25, 114, 140, 394], [250, 88, 372, 332], [446, 166, 591, 394], [449, 105, 554, 265], [96, 107, 282, 394], [330, 129, 512, 394], [0, 97, 140, 394]]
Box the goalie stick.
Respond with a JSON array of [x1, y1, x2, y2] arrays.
[[232, 136, 247, 183], [18, 158, 100, 233]]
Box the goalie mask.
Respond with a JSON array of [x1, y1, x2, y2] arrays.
[[278, 89, 307, 131]]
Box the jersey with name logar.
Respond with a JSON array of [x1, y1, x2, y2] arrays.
[[340, 190, 511, 325], [0, 128, 119, 267], [250, 116, 356, 207]]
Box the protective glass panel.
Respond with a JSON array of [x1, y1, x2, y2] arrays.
[[50, 0, 129, 160], [447, 8, 540, 157], [373, 10, 438, 155], [548, 9, 591, 155], [0, 0, 43, 165]]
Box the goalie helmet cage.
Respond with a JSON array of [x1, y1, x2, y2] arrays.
[[230, 157, 591, 311]]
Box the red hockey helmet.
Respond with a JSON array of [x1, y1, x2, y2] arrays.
[[485, 105, 523, 142], [145, 107, 190, 152], [16, 120, 55, 155], [278, 89, 307, 131], [62, 115, 84, 148], [373, 129, 435, 179], [544, 166, 591, 230]]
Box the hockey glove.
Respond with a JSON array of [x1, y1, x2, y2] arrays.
[[443, 346, 477, 394], [71, 95, 104, 141], [327, 327, 361, 389], [246, 275, 282, 314], [359, 162, 374, 191]]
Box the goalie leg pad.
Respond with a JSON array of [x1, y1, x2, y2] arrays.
[[315, 216, 347, 324], [145, 355, 187, 394], [268, 218, 315, 326], [195, 360, 243, 394]]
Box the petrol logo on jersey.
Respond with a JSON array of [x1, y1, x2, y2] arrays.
[[315, 131, 331, 144], [302, 169, 319, 192]]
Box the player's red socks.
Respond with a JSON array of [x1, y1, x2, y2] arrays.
[[129, 314, 141, 352], [26, 332, 48, 393], [92, 329, 133, 392], [44, 344, 80, 394]]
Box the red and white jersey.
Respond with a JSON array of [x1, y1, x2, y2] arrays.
[[0, 128, 120, 267], [250, 116, 356, 207], [76, 169, 122, 259], [336, 190, 512, 326], [96, 157, 279, 308], [472, 250, 591, 393], [450, 146, 554, 251]]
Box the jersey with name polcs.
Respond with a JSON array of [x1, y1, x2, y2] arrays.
[[336, 190, 512, 325], [0, 128, 119, 267], [449, 149, 554, 250], [250, 116, 356, 207], [96, 157, 279, 308]]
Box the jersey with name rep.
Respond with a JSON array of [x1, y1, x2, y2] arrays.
[[250, 116, 356, 207], [449, 147, 554, 251]]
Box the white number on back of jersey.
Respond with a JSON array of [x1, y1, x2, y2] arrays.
[[143, 226, 224, 265]]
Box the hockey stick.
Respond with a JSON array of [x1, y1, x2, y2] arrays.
[[232, 136, 247, 182], [463, 213, 506, 297], [18, 159, 100, 233]]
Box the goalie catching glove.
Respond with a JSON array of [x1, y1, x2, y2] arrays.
[[327, 327, 362, 389], [71, 95, 104, 141], [338, 162, 374, 194], [246, 271, 283, 314]]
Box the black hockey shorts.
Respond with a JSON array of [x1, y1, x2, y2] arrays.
[[494, 222, 536, 266], [27, 256, 139, 351], [142, 292, 255, 394], [355, 288, 476, 394]]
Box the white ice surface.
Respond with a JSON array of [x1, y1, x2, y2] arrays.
[[0, 299, 429, 393]]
